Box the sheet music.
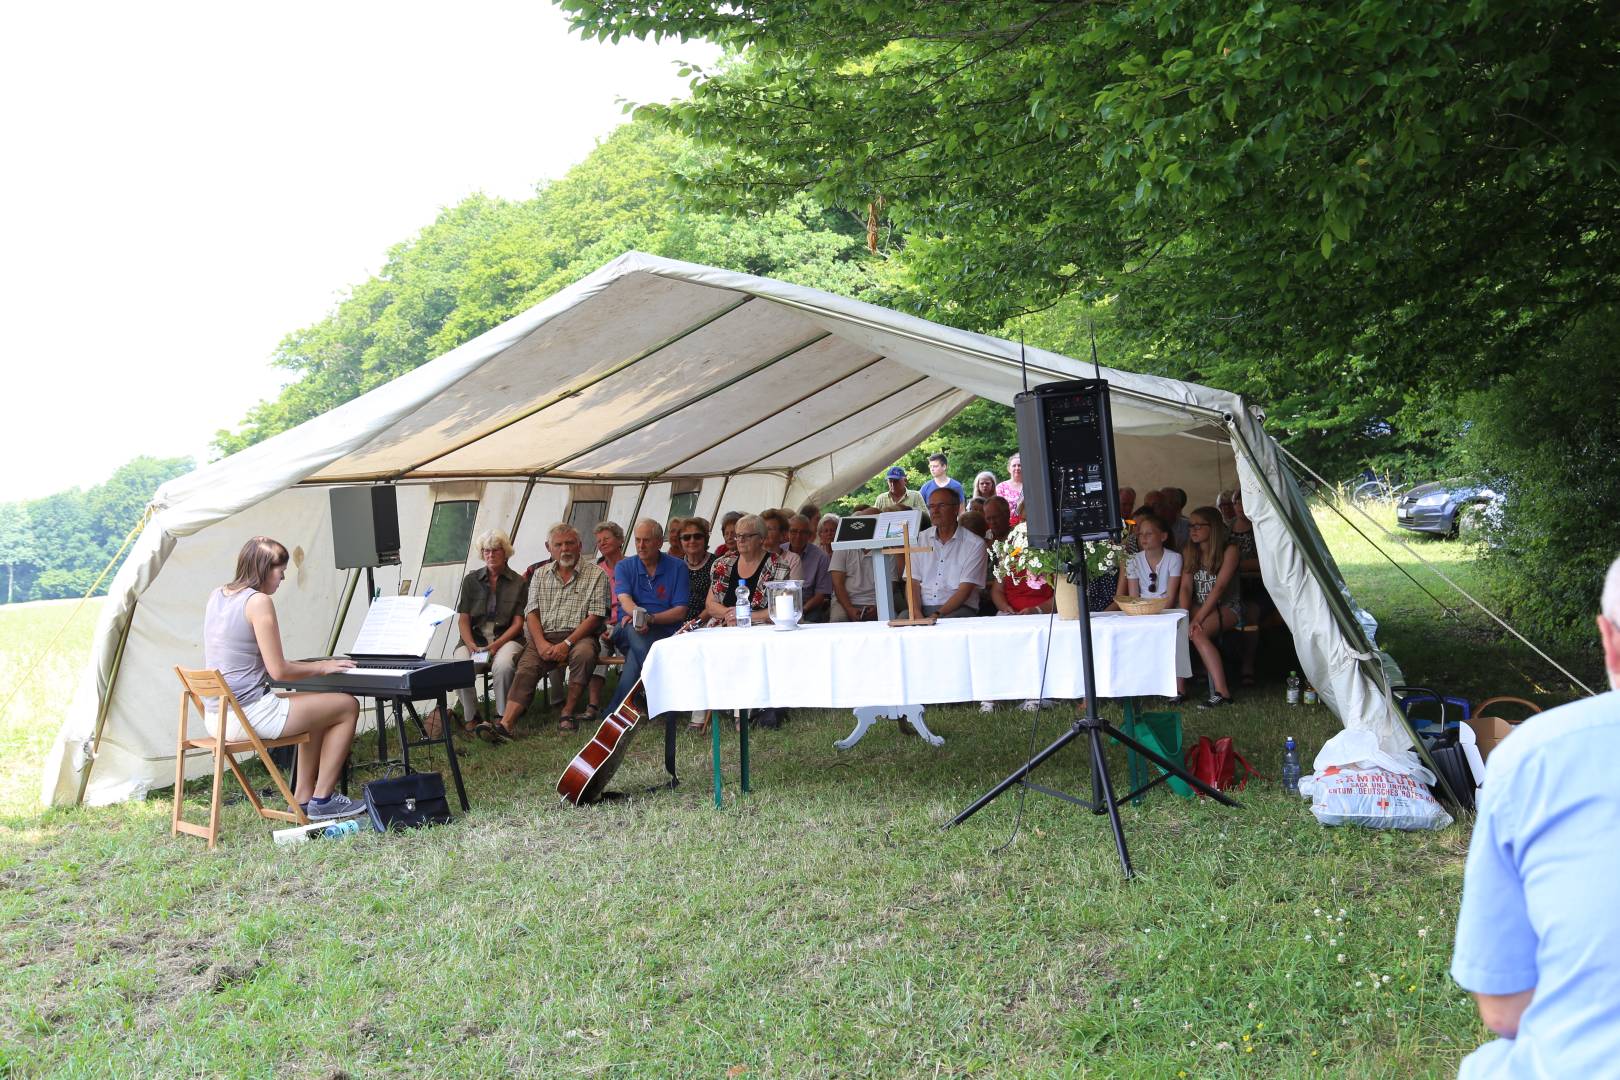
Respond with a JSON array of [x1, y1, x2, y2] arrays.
[[350, 596, 456, 657], [875, 510, 922, 541]]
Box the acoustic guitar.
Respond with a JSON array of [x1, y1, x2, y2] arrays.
[[556, 619, 702, 806]]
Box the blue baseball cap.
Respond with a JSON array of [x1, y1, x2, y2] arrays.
[[885, 466, 906, 480]]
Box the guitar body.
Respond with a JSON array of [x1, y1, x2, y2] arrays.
[[556, 619, 701, 806], [556, 698, 644, 805]]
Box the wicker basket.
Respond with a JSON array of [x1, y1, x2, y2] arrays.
[[1117, 596, 1170, 617]]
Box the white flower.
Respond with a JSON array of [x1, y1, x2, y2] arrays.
[[1417, 928, 1428, 938], [1304, 932, 1312, 941], [1381, 974, 1392, 984], [1215, 1041, 1233, 1052], [1338, 954, 1347, 963], [1313, 907, 1322, 916]]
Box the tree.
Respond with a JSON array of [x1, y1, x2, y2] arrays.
[[0, 503, 37, 604], [561, 0, 1619, 477]]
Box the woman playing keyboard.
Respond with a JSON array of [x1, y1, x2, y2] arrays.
[[203, 536, 367, 820]]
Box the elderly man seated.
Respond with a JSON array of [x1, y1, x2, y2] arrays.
[[909, 487, 987, 619], [786, 513, 832, 622], [429, 530, 526, 740], [830, 507, 885, 622], [496, 523, 609, 736], [607, 517, 691, 712]]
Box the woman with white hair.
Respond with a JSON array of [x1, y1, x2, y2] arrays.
[[429, 529, 526, 741]]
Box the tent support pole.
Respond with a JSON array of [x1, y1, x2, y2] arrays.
[[780, 470, 795, 507], [628, 481, 651, 529], [711, 474, 732, 522], [1221, 416, 1454, 803], [74, 602, 136, 807], [326, 568, 360, 657], [508, 477, 538, 545]]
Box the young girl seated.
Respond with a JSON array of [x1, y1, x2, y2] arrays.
[[204, 536, 367, 820], [1114, 511, 1182, 604], [1178, 507, 1243, 709]]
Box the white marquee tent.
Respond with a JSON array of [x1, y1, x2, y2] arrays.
[[44, 251, 1407, 806]]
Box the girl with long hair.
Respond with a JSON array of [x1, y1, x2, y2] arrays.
[[1177, 507, 1243, 708]]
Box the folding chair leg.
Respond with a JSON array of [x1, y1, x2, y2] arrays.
[[172, 693, 190, 838], [207, 739, 227, 851]]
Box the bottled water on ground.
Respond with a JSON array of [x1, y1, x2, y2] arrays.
[[736, 583, 752, 628], [1286, 670, 1301, 705], [1281, 736, 1302, 795], [1303, 684, 1318, 706]]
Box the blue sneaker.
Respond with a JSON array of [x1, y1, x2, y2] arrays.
[[303, 793, 368, 820]]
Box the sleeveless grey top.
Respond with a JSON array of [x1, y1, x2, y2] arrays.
[[204, 587, 268, 705]]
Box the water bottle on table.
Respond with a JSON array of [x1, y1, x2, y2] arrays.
[[1281, 736, 1302, 795], [735, 583, 751, 628]]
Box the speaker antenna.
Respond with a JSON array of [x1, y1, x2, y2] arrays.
[[1020, 333, 1029, 393], [1089, 318, 1101, 380]]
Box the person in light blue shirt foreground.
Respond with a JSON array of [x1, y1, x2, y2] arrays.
[[1450, 551, 1620, 1077], [606, 518, 690, 712]]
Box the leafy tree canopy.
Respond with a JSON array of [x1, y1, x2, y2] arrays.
[[562, 0, 1618, 475]]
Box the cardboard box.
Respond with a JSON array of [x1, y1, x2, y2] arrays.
[[1466, 714, 1523, 762]]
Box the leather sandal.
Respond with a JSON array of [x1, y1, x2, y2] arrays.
[[558, 715, 579, 733]]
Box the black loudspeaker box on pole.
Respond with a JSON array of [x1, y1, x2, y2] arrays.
[[1014, 379, 1122, 547], [330, 486, 401, 569]]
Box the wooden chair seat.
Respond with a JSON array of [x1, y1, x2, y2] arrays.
[[172, 667, 310, 849]]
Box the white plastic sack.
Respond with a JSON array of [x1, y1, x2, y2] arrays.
[[1297, 729, 1453, 831]]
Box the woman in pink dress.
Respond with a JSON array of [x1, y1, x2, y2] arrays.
[[994, 454, 1024, 524]]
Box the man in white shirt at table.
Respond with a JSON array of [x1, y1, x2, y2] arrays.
[[909, 487, 986, 619]]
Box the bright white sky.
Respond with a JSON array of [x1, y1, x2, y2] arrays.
[[0, 1, 717, 503]]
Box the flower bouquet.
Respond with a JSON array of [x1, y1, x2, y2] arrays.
[[991, 522, 1120, 584]]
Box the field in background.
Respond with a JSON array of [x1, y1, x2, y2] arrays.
[[0, 506, 1589, 1076], [0, 598, 102, 816]]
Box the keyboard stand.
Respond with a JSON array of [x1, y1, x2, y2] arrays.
[[347, 689, 471, 812]]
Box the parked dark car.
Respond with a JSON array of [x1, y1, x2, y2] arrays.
[[1395, 481, 1502, 537]]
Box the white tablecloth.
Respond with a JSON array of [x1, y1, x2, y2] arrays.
[[641, 611, 1191, 714]]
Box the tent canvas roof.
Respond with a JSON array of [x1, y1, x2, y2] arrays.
[[46, 251, 1411, 807]]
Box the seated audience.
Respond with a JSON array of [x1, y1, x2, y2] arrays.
[[1115, 511, 1181, 605], [920, 452, 965, 504], [1216, 489, 1237, 525], [1449, 552, 1620, 1079], [987, 537, 1055, 711], [204, 536, 365, 820], [972, 471, 998, 503], [874, 466, 925, 513], [760, 507, 802, 579], [606, 518, 690, 713], [786, 513, 832, 622], [500, 524, 608, 735], [436, 530, 526, 741], [665, 516, 686, 556], [1179, 506, 1242, 708], [910, 487, 987, 619], [816, 513, 840, 556], [968, 495, 987, 514], [830, 509, 885, 622], [715, 510, 743, 557], [585, 520, 627, 722], [957, 509, 988, 539], [706, 514, 793, 624], [798, 503, 821, 535], [995, 455, 1024, 524], [677, 516, 718, 732], [983, 495, 1012, 544], [1225, 489, 1265, 685], [1161, 487, 1191, 551]]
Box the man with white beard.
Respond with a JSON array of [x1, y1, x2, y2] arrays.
[[497, 523, 610, 736], [1449, 553, 1620, 1077]]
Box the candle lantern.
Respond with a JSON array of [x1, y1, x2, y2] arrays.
[[763, 579, 803, 631]]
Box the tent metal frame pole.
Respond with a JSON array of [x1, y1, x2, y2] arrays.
[[326, 568, 361, 657], [780, 469, 795, 507], [508, 477, 538, 545], [520, 332, 833, 478], [74, 603, 136, 807], [780, 387, 968, 476], [391, 296, 755, 479], [710, 474, 733, 522], [645, 355, 890, 480], [1221, 414, 1456, 804], [627, 481, 651, 530], [730, 375, 936, 473]]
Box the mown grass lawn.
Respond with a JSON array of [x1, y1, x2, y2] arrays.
[[0, 506, 1591, 1078]]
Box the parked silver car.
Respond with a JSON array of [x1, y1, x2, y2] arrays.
[[1394, 481, 1502, 537]]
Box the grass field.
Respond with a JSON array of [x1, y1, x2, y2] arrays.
[[0, 507, 1594, 1077]]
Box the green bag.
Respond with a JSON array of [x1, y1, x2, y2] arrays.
[[1124, 709, 1191, 801]]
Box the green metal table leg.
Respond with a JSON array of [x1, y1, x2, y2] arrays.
[[739, 709, 751, 794], [711, 710, 723, 808]]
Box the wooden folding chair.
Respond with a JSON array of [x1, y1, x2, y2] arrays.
[[172, 667, 310, 849]]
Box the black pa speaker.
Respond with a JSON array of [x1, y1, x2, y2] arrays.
[[1015, 379, 1121, 547], [330, 486, 401, 569]]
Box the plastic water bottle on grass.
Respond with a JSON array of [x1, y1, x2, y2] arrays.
[[1281, 736, 1302, 795], [1286, 671, 1301, 705], [735, 583, 752, 628]]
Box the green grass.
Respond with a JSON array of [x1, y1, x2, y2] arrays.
[[0, 508, 1573, 1078]]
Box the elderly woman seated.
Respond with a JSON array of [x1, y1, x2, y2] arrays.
[[704, 514, 793, 626]]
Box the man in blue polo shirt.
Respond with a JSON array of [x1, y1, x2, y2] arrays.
[[919, 452, 965, 505], [607, 517, 690, 711], [1450, 552, 1620, 1077]]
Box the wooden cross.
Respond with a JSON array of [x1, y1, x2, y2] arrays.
[[883, 522, 937, 627]]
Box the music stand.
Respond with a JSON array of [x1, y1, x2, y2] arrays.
[[943, 556, 1241, 879]]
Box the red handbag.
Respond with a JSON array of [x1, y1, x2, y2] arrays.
[[1186, 735, 1260, 795]]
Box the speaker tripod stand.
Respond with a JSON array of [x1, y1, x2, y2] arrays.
[[943, 557, 1241, 878]]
